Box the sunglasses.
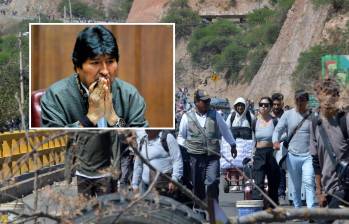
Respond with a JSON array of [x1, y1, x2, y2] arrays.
[[296, 97, 308, 102], [259, 103, 270, 108], [202, 99, 211, 104]]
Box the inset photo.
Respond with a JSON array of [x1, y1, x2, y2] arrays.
[[30, 23, 174, 129]]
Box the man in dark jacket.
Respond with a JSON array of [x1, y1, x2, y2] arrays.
[[41, 25, 147, 128], [65, 131, 121, 198]]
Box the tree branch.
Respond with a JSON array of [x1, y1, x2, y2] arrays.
[[4, 209, 62, 223], [111, 171, 161, 223], [207, 148, 278, 208], [132, 143, 208, 210], [229, 207, 349, 224]]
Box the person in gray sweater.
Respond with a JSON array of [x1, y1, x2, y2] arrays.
[[310, 78, 349, 213], [273, 90, 315, 208]]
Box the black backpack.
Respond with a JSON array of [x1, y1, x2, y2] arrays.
[[160, 130, 176, 153], [139, 130, 176, 154]]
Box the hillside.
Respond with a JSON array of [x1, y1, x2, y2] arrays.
[[129, 0, 349, 107], [127, 0, 270, 22], [244, 0, 330, 105]]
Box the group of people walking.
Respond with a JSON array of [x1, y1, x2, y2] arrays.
[[65, 77, 348, 222]]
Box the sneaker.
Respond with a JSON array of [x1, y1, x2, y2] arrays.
[[231, 186, 239, 191], [279, 193, 286, 200]]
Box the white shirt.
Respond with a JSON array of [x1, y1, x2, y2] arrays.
[[132, 132, 183, 189], [177, 110, 236, 146]]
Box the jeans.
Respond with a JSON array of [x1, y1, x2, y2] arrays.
[[286, 153, 315, 208], [278, 168, 286, 196], [119, 154, 134, 190]]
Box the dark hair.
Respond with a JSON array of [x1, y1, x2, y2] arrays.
[[72, 25, 119, 70], [271, 92, 284, 101], [314, 78, 340, 96], [259, 96, 272, 105], [295, 89, 309, 101]]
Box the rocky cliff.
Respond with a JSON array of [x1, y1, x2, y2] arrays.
[[245, 0, 330, 105]]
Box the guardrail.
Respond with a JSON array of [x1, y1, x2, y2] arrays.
[[0, 130, 68, 182]]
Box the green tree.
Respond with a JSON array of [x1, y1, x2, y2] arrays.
[[292, 22, 349, 90], [108, 0, 134, 21], [246, 7, 275, 26], [188, 19, 241, 65], [161, 7, 201, 40], [0, 33, 29, 127], [212, 42, 248, 84]]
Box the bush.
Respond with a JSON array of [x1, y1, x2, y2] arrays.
[[186, 0, 294, 83], [0, 35, 18, 64], [243, 47, 268, 82], [170, 0, 189, 8], [292, 45, 329, 91], [292, 21, 349, 90], [212, 41, 247, 77], [108, 0, 133, 21], [188, 19, 241, 66], [161, 7, 201, 40], [312, 0, 349, 12], [247, 7, 275, 26], [0, 34, 29, 126]]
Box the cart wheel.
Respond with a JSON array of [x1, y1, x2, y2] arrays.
[[223, 182, 229, 193]]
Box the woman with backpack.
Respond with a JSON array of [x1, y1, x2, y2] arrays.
[[131, 130, 183, 198]]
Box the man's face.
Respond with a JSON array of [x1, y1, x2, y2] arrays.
[[235, 103, 245, 115], [196, 99, 210, 114], [272, 100, 284, 114], [295, 96, 308, 112], [317, 91, 339, 115], [77, 54, 118, 88]]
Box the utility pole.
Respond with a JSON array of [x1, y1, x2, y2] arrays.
[[18, 32, 28, 130], [37, 2, 41, 23], [18, 32, 24, 130], [18, 32, 24, 112], [64, 5, 66, 21], [68, 0, 72, 21]]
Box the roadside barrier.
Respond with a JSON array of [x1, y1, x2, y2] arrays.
[[0, 130, 67, 182]]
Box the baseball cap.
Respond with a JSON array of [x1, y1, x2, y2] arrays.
[[295, 89, 309, 101], [194, 89, 210, 101]]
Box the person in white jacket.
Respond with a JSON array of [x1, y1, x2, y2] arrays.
[[226, 97, 256, 141], [224, 97, 256, 191]]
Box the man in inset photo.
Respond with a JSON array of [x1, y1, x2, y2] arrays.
[[40, 25, 147, 127], [31, 24, 174, 128]]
